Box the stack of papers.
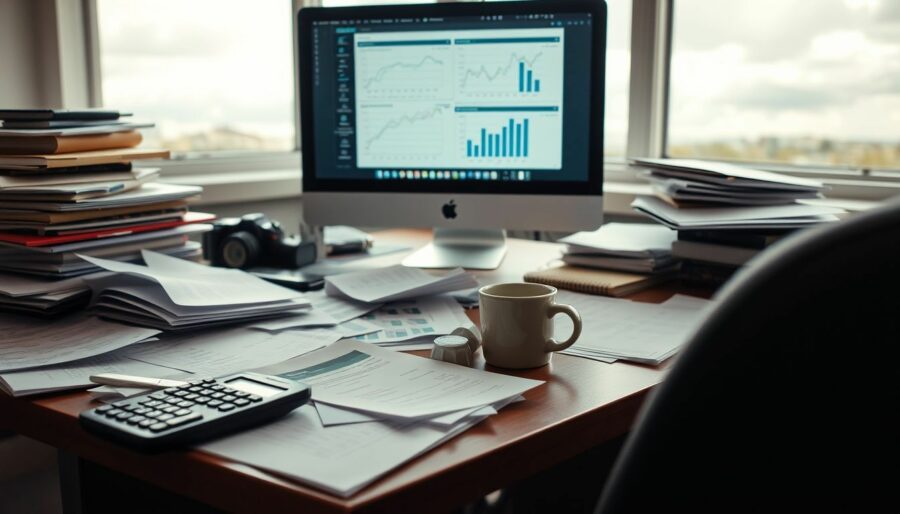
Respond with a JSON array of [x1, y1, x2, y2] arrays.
[[0, 271, 104, 316], [554, 290, 712, 365], [325, 264, 478, 303], [558, 223, 678, 273], [632, 196, 844, 231], [201, 340, 543, 497], [0, 110, 211, 283], [81, 251, 312, 330], [634, 158, 827, 206]]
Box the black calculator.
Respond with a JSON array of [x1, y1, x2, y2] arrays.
[[79, 372, 311, 452]]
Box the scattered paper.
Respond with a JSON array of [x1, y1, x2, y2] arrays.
[[0, 312, 159, 372], [257, 339, 543, 419], [124, 327, 338, 377], [0, 352, 181, 397], [325, 265, 477, 303], [200, 404, 489, 497], [250, 290, 379, 332], [555, 290, 712, 364]]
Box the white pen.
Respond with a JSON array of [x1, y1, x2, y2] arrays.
[[89, 373, 189, 389]]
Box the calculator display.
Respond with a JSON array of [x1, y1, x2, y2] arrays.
[[226, 378, 284, 398]]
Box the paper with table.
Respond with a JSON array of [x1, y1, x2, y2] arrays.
[[202, 340, 541, 497], [250, 289, 380, 332], [351, 295, 472, 349], [257, 339, 542, 419], [324, 264, 478, 303], [553, 290, 712, 364]]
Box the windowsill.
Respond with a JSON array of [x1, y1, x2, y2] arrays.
[[163, 170, 883, 216]]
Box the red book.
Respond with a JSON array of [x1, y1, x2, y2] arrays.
[[0, 212, 215, 247]]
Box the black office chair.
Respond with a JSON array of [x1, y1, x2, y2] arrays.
[[595, 200, 900, 514]]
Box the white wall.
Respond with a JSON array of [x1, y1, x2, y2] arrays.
[[0, 0, 46, 107]]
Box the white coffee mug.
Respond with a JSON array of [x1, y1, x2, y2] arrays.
[[479, 282, 582, 369]]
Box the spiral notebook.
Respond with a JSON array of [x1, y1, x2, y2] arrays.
[[524, 264, 675, 297]]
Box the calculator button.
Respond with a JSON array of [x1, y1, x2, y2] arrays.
[[218, 404, 236, 412], [132, 407, 150, 415], [113, 400, 131, 408], [115, 412, 134, 421], [166, 412, 203, 427], [207, 400, 223, 408], [138, 419, 155, 429], [195, 397, 210, 404], [144, 410, 163, 418], [174, 408, 192, 416], [203, 378, 215, 384], [185, 394, 199, 400], [149, 423, 170, 432], [141, 400, 162, 408], [222, 395, 236, 402], [210, 392, 224, 399], [200, 389, 215, 396], [96, 405, 115, 413], [105, 408, 123, 417], [173, 390, 190, 397], [157, 414, 175, 421], [248, 395, 262, 403], [233, 399, 250, 407], [164, 397, 181, 405], [149, 392, 167, 400], [210, 385, 225, 391], [161, 406, 178, 413], [234, 391, 250, 398], [163, 388, 179, 395], [127, 416, 146, 425], [177, 401, 194, 408], [188, 387, 202, 393], [221, 388, 236, 394]]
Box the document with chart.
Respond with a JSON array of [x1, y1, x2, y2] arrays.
[[353, 28, 565, 171]]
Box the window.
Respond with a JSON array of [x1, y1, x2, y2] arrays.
[[96, 0, 296, 155], [602, 0, 631, 158], [668, 0, 900, 171]]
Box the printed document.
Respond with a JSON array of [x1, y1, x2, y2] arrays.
[[200, 404, 487, 497], [325, 265, 478, 303], [257, 339, 543, 419], [350, 296, 469, 345], [0, 313, 159, 372]]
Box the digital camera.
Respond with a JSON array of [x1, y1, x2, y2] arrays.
[[203, 213, 316, 270]]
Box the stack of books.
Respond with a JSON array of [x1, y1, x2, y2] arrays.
[[524, 223, 678, 297], [557, 223, 678, 273], [631, 158, 845, 286], [0, 109, 211, 315]]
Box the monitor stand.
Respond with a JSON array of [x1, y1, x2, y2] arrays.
[[402, 228, 507, 270]]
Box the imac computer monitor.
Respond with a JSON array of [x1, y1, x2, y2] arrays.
[[298, 0, 606, 269]]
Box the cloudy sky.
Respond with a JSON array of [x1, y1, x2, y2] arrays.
[[669, 0, 900, 144], [97, 0, 898, 155]]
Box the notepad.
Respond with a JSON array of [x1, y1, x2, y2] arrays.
[[524, 264, 674, 297]]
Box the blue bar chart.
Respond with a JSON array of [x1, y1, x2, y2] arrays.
[[518, 61, 540, 93], [466, 119, 530, 158]]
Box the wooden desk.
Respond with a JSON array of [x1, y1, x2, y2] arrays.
[[0, 230, 709, 513]]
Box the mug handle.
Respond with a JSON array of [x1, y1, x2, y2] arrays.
[[544, 303, 582, 353]]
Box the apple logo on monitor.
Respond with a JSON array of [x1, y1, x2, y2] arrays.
[[442, 200, 457, 220]]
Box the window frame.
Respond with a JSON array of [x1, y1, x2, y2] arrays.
[[56, 0, 899, 203]]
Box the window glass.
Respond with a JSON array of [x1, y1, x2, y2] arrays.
[[96, 0, 295, 154], [668, 0, 900, 170]]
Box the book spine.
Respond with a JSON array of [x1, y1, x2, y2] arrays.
[[677, 230, 785, 249]]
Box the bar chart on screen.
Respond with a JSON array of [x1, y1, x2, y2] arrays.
[[458, 106, 561, 169]]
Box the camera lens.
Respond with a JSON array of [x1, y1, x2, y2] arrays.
[[221, 231, 260, 269]]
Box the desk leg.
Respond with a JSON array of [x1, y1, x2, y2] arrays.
[[57, 450, 83, 514]]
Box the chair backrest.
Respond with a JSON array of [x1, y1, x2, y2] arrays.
[[595, 200, 900, 514]]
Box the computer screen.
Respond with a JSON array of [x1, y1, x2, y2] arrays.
[[301, 1, 604, 196]]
